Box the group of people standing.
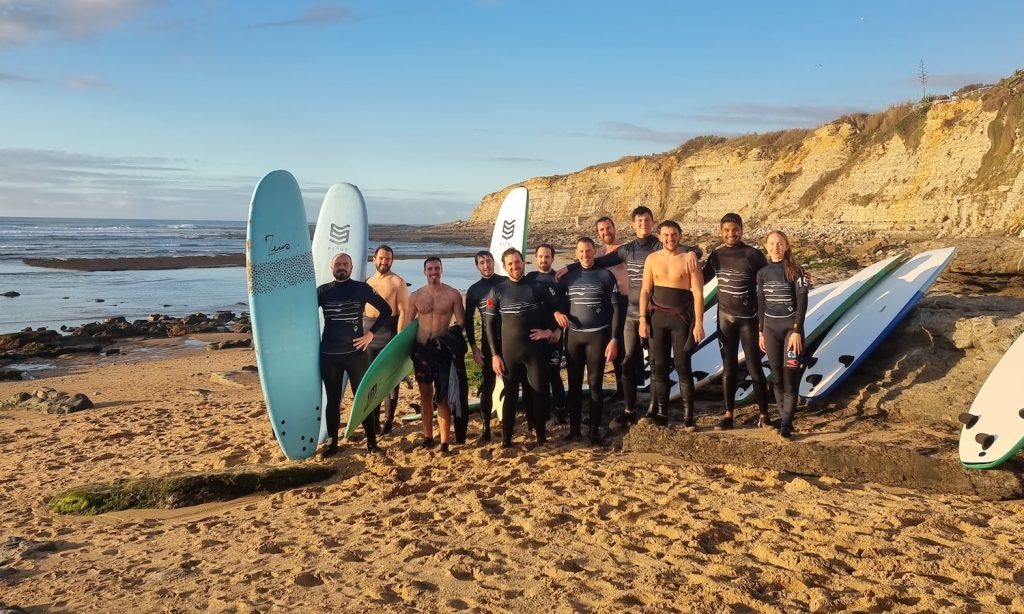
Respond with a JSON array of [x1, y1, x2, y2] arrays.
[[314, 206, 809, 459]]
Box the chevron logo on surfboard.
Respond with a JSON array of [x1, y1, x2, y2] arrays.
[[329, 223, 351, 245], [501, 220, 516, 240]]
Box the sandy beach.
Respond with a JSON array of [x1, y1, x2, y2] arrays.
[[2, 321, 1024, 613]]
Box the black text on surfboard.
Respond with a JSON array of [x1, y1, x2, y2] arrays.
[[263, 234, 291, 255]]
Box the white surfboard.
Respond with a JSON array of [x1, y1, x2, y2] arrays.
[[489, 187, 529, 277], [312, 183, 368, 442], [959, 331, 1024, 469], [800, 247, 956, 400], [732, 253, 909, 405]]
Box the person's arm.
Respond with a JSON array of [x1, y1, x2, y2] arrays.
[[463, 288, 478, 348], [365, 289, 393, 334], [793, 267, 809, 336], [638, 258, 654, 339], [483, 292, 500, 358], [609, 275, 622, 340], [395, 280, 411, 331], [452, 288, 466, 328], [690, 265, 705, 344], [756, 270, 767, 352], [702, 253, 717, 283]]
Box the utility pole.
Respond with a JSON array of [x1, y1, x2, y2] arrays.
[[918, 60, 928, 100]]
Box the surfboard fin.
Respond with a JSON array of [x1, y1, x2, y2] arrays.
[[958, 413, 979, 429], [693, 371, 709, 380], [805, 373, 823, 387], [838, 355, 854, 367], [974, 432, 995, 450], [803, 356, 817, 368]]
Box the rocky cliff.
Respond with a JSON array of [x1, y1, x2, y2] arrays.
[[472, 71, 1024, 238]]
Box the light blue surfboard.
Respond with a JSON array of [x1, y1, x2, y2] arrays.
[[312, 183, 369, 443], [246, 170, 323, 460]]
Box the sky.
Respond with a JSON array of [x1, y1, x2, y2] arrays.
[[1, 0, 1022, 224]]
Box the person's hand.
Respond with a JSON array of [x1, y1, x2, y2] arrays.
[[554, 311, 570, 328], [554, 266, 569, 281], [529, 328, 550, 342], [682, 251, 698, 274], [639, 318, 649, 339], [758, 332, 766, 353], [492, 355, 506, 377], [353, 331, 374, 351], [604, 339, 618, 363], [692, 321, 705, 345], [472, 346, 484, 365], [786, 333, 803, 355]]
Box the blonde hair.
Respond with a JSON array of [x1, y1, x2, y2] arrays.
[[767, 231, 799, 283]]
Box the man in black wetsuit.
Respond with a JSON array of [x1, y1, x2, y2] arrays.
[[464, 250, 506, 443], [557, 206, 700, 429], [638, 221, 705, 430], [525, 244, 566, 422], [485, 248, 561, 448], [317, 252, 393, 457], [554, 237, 621, 444], [702, 213, 770, 430]]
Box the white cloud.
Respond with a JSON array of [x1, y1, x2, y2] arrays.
[[65, 73, 109, 89], [250, 3, 354, 28], [0, 0, 160, 48]]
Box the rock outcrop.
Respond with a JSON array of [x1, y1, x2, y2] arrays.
[[473, 71, 1024, 238]]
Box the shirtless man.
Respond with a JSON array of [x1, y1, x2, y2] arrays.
[[595, 217, 629, 399], [639, 221, 704, 430], [364, 245, 410, 435], [408, 257, 466, 452]]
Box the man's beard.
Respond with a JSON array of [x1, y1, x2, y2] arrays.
[[334, 271, 350, 282], [376, 263, 391, 275]]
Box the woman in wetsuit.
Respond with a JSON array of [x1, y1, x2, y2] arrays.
[[756, 231, 808, 439]]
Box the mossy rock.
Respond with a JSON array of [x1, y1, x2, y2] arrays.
[[49, 464, 336, 515]]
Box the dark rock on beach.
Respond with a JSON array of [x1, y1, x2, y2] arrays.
[[0, 370, 23, 381], [206, 339, 251, 351], [1, 291, 19, 298], [1, 389, 93, 414]]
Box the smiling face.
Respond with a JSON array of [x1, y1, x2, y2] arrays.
[[373, 249, 393, 274], [424, 259, 443, 283], [721, 221, 743, 248], [765, 232, 789, 262], [596, 219, 617, 246], [332, 253, 353, 281], [658, 225, 681, 251], [632, 212, 654, 239], [576, 240, 596, 268], [503, 252, 525, 281]]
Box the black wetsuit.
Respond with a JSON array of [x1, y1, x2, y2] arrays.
[[584, 236, 702, 416], [704, 243, 769, 414], [484, 277, 559, 446], [647, 286, 698, 425], [557, 266, 622, 440], [364, 313, 401, 433], [464, 273, 507, 438], [526, 270, 566, 413], [318, 279, 392, 448], [756, 262, 808, 432]]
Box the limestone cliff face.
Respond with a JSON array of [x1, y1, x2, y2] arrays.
[[472, 72, 1024, 237]]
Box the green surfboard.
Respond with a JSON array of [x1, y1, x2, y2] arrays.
[[345, 321, 419, 439]]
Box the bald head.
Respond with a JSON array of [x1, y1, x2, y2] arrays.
[[332, 253, 353, 281]]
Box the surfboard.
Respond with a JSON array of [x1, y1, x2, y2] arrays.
[[246, 170, 322, 460], [489, 187, 529, 277], [346, 321, 419, 439], [731, 253, 910, 405], [799, 247, 956, 400], [958, 331, 1024, 469], [312, 183, 369, 443]]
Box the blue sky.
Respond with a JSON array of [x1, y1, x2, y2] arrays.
[[1, 1, 1021, 224]]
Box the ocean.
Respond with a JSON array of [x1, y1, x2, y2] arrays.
[[0, 217, 482, 334]]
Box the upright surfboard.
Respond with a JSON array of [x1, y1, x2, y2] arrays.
[[246, 170, 322, 460], [958, 332, 1024, 469], [312, 183, 369, 442], [732, 253, 909, 404], [800, 247, 956, 400], [489, 187, 529, 277], [347, 321, 419, 439]]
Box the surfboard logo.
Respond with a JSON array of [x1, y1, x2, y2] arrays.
[[501, 220, 516, 241], [329, 223, 351, 245], [263, 234, 290, 255]]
